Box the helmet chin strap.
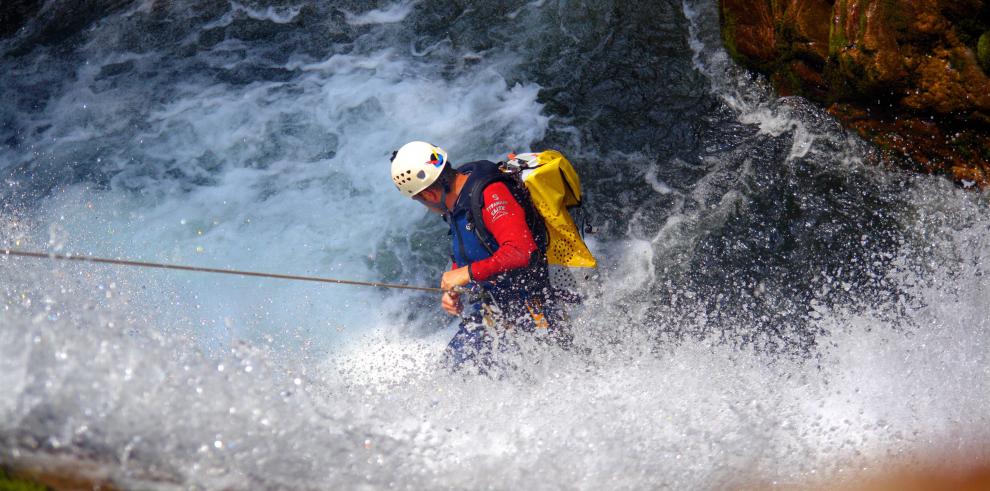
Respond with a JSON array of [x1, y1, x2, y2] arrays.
[[438, 178, 452, 217]]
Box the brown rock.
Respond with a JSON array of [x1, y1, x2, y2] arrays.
[[779, 0, 832, 62], [720, 0, 778, 68], [904, 47, 990, 114], [720, 0, 990, 188], [830, 0, 909, 95]]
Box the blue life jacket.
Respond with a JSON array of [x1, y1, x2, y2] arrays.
[[447, 160, 550, 307]]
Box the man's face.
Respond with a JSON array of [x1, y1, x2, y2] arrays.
[[413, 187, 445, 215]]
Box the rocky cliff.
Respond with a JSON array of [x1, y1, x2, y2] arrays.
[[720, 0, 990, 187]]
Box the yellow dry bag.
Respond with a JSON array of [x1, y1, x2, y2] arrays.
[[505, 150, 597, 293]]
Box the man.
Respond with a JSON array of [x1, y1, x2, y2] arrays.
[[390, 141, 568, 370]]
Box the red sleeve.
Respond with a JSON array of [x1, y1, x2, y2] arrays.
[[468, 182, 538, 282]]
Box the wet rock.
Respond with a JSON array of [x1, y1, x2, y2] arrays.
[[0, 0, 42, 38], [720, 0, 990, 187]]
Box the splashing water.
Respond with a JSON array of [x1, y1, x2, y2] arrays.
[[1, 0, 988, 489]]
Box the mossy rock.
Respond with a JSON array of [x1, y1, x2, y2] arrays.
[[979, 31, 990, 74], [0, 467, 49, 491]]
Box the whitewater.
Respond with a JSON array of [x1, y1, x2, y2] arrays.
[[0, 0, 987, 489]]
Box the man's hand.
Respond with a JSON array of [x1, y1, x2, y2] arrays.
[[440, 266, 471, 316], [441, 266, 471, 291], [441, 291, 462, 316]]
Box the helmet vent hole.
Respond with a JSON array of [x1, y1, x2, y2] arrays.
[[416, 170, 427, 179]]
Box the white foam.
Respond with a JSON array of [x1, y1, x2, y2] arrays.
[[344, 1, 419, 26]]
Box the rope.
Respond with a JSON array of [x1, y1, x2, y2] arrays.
[[1, 248, 445, 293]]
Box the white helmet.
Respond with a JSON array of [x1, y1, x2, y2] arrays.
[[390, 141, 449, 197]]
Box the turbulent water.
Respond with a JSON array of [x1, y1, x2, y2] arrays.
[[1, 0, 988, 489]]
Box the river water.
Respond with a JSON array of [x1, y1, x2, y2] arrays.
[[1, 1, 988, 489]]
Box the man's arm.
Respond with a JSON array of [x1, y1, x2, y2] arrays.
[[440, 259, 466, 315], [468, 181, 538, 282]]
